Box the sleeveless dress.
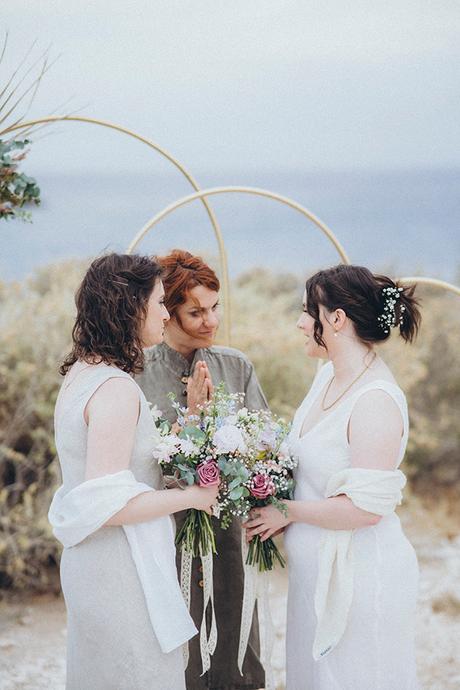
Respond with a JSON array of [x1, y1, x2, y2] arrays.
[[54, 363, 186, 690], [284, 361, 419, 690]]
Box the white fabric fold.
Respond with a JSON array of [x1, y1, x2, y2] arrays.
[[48, 470, 197, 653], [238, 530, 275, 690], [313, 467, 406, 661]]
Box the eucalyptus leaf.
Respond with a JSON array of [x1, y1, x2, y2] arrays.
[[229, 486, 245, 500], [228, 477, 242, 491], [179, 426, 206, 443]]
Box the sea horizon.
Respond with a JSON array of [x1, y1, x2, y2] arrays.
[[2, 167, 459, 284]]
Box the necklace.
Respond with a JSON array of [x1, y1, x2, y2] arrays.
[[321, 351, 377, 411]]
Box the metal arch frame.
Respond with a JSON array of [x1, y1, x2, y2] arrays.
[[127, 186, 353, 344], [0, 115, 231, 340], [3, 118, 458, 333], [127, 185, 351, 264], [398, 276, 460, 298], [127, 186, 460, 338]]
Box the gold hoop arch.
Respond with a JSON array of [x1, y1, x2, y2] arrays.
[[127, 185, 350, 264], [1, 115, 231, 339], [398, 276, 460, 298], [127, 185, 351, 343]]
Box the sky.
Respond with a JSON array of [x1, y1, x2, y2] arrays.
[[1, 0, 460, 174]]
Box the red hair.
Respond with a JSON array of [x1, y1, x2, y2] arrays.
[[158, 249, 220, 319]]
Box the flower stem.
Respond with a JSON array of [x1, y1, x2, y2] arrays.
[[175, 509, 217, 557], [246, 535, 286, 572]]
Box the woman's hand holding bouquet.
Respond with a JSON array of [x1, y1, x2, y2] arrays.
[[150, 385, 297, 570]]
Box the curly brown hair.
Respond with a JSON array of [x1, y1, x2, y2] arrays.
[[60, 253, 163, 376]]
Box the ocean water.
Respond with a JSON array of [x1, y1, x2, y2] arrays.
[[1, 168, 459, 283]]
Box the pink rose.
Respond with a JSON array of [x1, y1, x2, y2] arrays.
[[250, 473, 275, 500], [197, 460, 220, 487]]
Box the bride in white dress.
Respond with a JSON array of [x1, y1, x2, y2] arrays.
[[244, 265, 421, 690]]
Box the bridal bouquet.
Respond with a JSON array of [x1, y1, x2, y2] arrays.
[[151, 400, 220, 558], [216, 402, 297, 572], [150, 386, 297, 570]]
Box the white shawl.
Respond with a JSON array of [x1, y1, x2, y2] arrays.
[[313, 467, 406, 661], [48, 470, 198, 653]]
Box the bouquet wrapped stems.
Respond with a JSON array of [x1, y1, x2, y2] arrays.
[[175, 508, 217, 557], [246, 534, 286, 572]]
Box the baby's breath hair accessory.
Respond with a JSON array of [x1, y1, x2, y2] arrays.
[[377, 285, 405, 334]]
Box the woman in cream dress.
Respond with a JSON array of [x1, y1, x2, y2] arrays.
[[50, 254, 219, 690], [244, 265, 421, 690]]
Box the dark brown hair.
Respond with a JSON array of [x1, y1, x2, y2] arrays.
[[60, 253, 163, 375], [157, 249, 220, 320], [305, 264, 421, 348]]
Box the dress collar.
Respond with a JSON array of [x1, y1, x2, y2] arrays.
[[158, 342, 208, 377]]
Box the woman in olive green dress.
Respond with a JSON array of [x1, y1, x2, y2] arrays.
[[136, 249, 267, 690]]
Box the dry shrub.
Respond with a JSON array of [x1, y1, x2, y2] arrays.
[[0, 261, 86, 594]]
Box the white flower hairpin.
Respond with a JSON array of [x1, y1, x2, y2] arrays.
[[377, 286, 405, 334]]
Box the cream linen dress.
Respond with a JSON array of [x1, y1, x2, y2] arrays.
[[54, 363, 186, 690], [284, 361, 419, 690]]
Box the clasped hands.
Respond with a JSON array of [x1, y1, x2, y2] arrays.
[[186, 360, 214, 415]]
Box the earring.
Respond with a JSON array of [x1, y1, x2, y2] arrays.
[[334, 331, 338, 337]]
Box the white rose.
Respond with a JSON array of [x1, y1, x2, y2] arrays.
[[179, 438, 199, 457], [153, 434, 180, 463], [213, 424, 246, 454]]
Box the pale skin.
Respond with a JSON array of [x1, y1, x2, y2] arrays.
[[164, 284, 221, 414], [64, 279, 219, 526], [244, 290, 404, 542]]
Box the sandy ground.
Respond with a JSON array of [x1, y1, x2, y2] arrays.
[[1, 506, 459, 690]]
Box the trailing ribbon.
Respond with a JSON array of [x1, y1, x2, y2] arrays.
[[199, 551, 218, 675], [180, 546, 218, 675], [180, 547, 192, 669], [238, 530, 275, 690]]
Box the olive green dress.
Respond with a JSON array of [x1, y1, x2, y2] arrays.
[[136, 343, 268, 690]]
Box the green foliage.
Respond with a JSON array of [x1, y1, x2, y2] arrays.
[[0, 139, 41, 221], [0, 261, 458, 592]]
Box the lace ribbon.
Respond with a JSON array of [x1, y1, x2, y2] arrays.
[[180, 547, 218, 675], [180, 547, 192, 668], [238, 530, 275, 690]]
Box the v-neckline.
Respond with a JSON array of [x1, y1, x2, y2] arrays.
[[297, 369, 402, 441], [297, 370, 337, 441]]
